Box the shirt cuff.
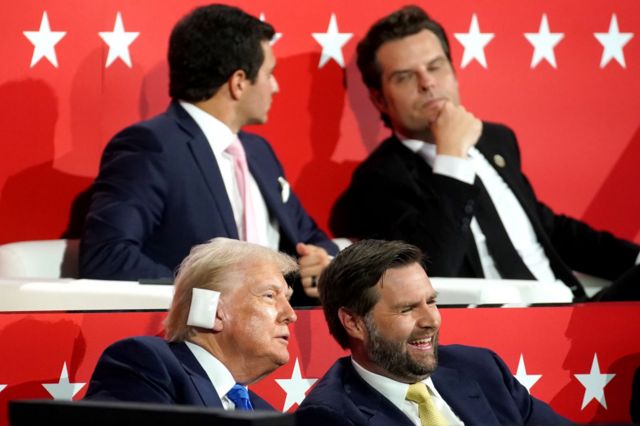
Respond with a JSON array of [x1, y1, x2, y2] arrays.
[[635, 251, 640, 265], [433, 155, 475, 185]]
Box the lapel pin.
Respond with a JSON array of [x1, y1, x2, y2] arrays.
[[493, 154, 506, 168]]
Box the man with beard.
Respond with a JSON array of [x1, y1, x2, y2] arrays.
[[296, 240, 571, 425]]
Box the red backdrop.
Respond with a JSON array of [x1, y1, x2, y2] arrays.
[[1, 304, 639, 424], [1, 0, 639, 244]]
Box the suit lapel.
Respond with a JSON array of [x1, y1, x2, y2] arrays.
[[475, 136, 538, 215], [241, 134, 297, 244], [171, 342, 224, 409], [170, 102, 238, 239], [389, 137, 483, 277], [432, 366, 499, 426], [342, 361, 415, 426]]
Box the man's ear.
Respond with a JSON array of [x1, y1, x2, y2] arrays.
[[212, 299, 226, 332], [228, 69, 248, 101], [369, 89, 388, 114], [338, 307, 366, 341]]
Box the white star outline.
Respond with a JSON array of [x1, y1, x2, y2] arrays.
[[275, 358, 318, 412], [513, 354, 542, 393], [524, 14, 564, 69], [259, 13, 283, 46], [311, 13, 353, 68], [0, 384, 6, 393], [594, 14, 633, 68], [574, 353, 616, 410], [41, 362, 86, 400], [23, 11, 66, 68], [454, 14, 494, 69], [98, 11, 140, 68]]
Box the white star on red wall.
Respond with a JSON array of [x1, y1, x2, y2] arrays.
[[312, 13, 353, 68], [41, 362, 86, 400], [574, 354, 616, 410], [594, 14, 633, 68], [275, 358, 318, 411], [524, 14, 564, 69], [23, 11, 66, 68], [513, 354, 542, 393], [454, 14, 494, 69], [98, 12, 139, 68]]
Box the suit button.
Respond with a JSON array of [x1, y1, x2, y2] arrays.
[[464, 200, 474, 214]]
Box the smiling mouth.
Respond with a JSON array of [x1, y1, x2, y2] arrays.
[[408, 336, 433, 351]]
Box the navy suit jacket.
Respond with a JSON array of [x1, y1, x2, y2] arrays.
[[84, 336, 273, 410], [80, 102, 337, 282], [296, 345, 572, 426], [330, 122, 639, 300]]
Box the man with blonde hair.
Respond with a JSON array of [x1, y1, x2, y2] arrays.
[[85, 238, 298, 410]]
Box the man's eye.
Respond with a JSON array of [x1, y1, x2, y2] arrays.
[[393, 73, 412, 83], [400, 307, 413, 313], [264, 292, 275, 299]]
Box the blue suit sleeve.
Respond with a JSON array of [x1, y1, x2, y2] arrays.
[[80, 126, 174, 280], [84, 338, 177, 403]]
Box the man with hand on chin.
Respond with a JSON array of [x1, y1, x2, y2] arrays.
[[330, 5, 640, 301], [296, 239, 571, 425], [85, 238, 297, 410]]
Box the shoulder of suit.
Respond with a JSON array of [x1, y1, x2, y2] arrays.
[[353, 135, 413, 173]]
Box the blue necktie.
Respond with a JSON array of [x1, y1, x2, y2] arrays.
[[226, 383, 253, 411]]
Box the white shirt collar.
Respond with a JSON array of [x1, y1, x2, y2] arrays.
[[179, 101, 236, 155], [185, 341, 236, 402], [351, 358, 440, 411]]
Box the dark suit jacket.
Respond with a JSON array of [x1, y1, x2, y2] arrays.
[[296, 345, 572, 426], [80, 102, 337, 282], [330, 122, 639, 300], [84, 336, 273, 410]]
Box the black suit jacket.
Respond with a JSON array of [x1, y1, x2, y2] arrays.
[[330, 122, 639, 300], [296, 345, 572, 426], [84, 336, 273, 410], [80, 102, 337, 282]]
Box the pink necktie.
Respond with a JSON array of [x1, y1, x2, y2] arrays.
[[226, 138, 258, 243]]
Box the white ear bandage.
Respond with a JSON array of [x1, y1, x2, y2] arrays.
[[186, 288, 221, 329]]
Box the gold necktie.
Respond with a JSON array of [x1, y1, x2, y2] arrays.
[[405, 382, 448, 426]]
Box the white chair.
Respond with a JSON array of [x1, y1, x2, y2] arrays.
[[0, 239, 79, 279]]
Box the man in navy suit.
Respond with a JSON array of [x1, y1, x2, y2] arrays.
[[80, 4, 336, 305], [85, 237, 297, 410], [329, 6, 640, 301], [296, 239, 572, 425]]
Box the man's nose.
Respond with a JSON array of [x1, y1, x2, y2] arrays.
[[280, 299, 297, 324], [417, 70, 435, 92], [416, 304, 440, 328]]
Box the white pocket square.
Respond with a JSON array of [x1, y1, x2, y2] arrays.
[[278, 176, 290, 203]]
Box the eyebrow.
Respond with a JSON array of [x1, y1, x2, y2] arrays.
[[389, 291, 439, 309]]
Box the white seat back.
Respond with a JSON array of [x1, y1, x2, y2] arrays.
[[0, 239, 79, 279]]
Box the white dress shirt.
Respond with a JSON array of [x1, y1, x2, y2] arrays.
[[401, 137, 556, 282], [180, 101, 280, 249], [185, 341, 246, 410], [352, 358, 463, 425]]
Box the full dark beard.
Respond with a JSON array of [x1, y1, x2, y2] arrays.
[[364, 314, 438, 383]]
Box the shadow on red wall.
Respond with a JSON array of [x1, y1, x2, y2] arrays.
[[582, 125, 640, 243], [0, 80, 93, 244]]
